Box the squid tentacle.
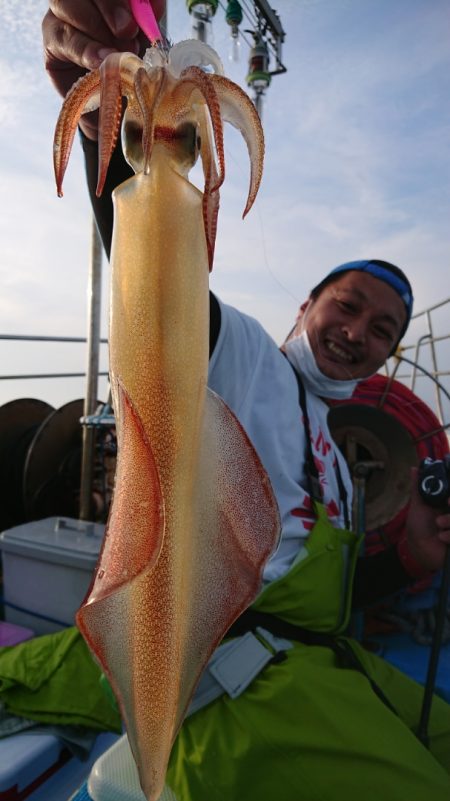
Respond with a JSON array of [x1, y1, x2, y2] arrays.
[[198, 107, 220, 269], [134, 67, 167, 174], [97, 53, 145, 195], [175, 66, 226, 194], [53, 70, 101, 196], [167, 66, 226, 269], [210, 73, 264, 217], [54, 51, 145, 197]]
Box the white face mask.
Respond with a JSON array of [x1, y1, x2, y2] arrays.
[[284, 329, 359, 400]]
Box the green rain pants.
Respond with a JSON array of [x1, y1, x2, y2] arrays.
[[167, 503, 450, 801]]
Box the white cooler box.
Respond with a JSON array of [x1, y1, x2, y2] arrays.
[[0, 516, 105, 635]]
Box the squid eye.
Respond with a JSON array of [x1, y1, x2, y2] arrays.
[[171, 122, 200, 168], [175, 122, 197, 155], [125, 120, 144, 149], [121, 119, 145, 173]]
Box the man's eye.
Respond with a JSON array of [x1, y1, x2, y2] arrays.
[[374, 326, 394, 340], [338, 301, 356, 313]]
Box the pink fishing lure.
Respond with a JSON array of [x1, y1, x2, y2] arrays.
[[129, 0, 162, 43]]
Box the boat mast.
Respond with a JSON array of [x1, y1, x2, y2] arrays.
[[79, 219, 103, 521]]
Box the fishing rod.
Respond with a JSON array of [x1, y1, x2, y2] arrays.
[[417, 546, 450, 746], [186, 0, 287, 116], [416, 455, 450, 746]]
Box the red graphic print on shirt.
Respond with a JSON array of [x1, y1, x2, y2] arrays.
[[291, 423, 344, 531]]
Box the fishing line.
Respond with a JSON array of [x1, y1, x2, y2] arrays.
[[254, 201, 301, 307], [220, 136, 301, 310]]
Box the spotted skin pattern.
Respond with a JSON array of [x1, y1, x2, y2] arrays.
[[54, 41, 278, 801]]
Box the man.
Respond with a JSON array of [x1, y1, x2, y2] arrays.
[[42, 3, 450, 798], [169, 263, 450, 801]]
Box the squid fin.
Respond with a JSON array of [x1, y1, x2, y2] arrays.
[[174, 387, 281, 733], [76, 379, 165, 648], [77, 388, 279, 801]]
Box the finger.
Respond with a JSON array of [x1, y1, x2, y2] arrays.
[[93, 0, 166, 51], [408, 466, 423, 505], [43, 17, 112, 78], [92, 0, 139, 38], [436, 512, 450, 529], [146, 0, 166, 21], [49, 0, 138, 41], [43, 12, 138, 75]]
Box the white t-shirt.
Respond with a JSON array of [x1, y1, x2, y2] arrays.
[[208, 299, 353, 583]]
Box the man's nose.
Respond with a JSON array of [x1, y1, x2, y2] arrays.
[[342, 318, 367, 342]]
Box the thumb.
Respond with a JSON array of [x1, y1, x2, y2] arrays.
[[408, 466, 422, 506]]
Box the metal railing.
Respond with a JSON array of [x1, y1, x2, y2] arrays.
[[1, 293, 449, 524], [0, 220, 107, 521], [2, 297, 450, 425], [0, 333, 109, 382], [385, 296, 450, 427]]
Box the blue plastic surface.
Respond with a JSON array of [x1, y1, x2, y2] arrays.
[[0, 731, 119, 800], [0, 732, 63, 792], [25, 732, 119, 801], [374, 633, 450, 703], [69, 781, 94, 801]]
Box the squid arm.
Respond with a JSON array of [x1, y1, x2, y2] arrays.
[[54, 41, 280, 801]]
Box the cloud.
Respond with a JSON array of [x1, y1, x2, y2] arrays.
[[0, 0, 49, 53]]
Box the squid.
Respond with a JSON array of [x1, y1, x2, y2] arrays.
[[54, 40, 280, 801]]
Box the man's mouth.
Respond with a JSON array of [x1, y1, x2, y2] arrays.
[[325, 339, 356, 364]]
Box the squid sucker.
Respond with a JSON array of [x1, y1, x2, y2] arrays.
[[54, 40, 280, 801]]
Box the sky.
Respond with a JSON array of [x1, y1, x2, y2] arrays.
[[0, 0, 449, 422]]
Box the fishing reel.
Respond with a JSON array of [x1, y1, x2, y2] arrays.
[[418, 455, 450, 508]]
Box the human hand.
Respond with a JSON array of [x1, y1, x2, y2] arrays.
[[404, 467, 450, 574], [42, 0, 166, 138]]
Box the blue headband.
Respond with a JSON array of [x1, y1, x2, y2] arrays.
[[326, 260, 414, 322]]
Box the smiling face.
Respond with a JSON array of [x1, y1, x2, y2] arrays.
[[293, 271, 407, 380]]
